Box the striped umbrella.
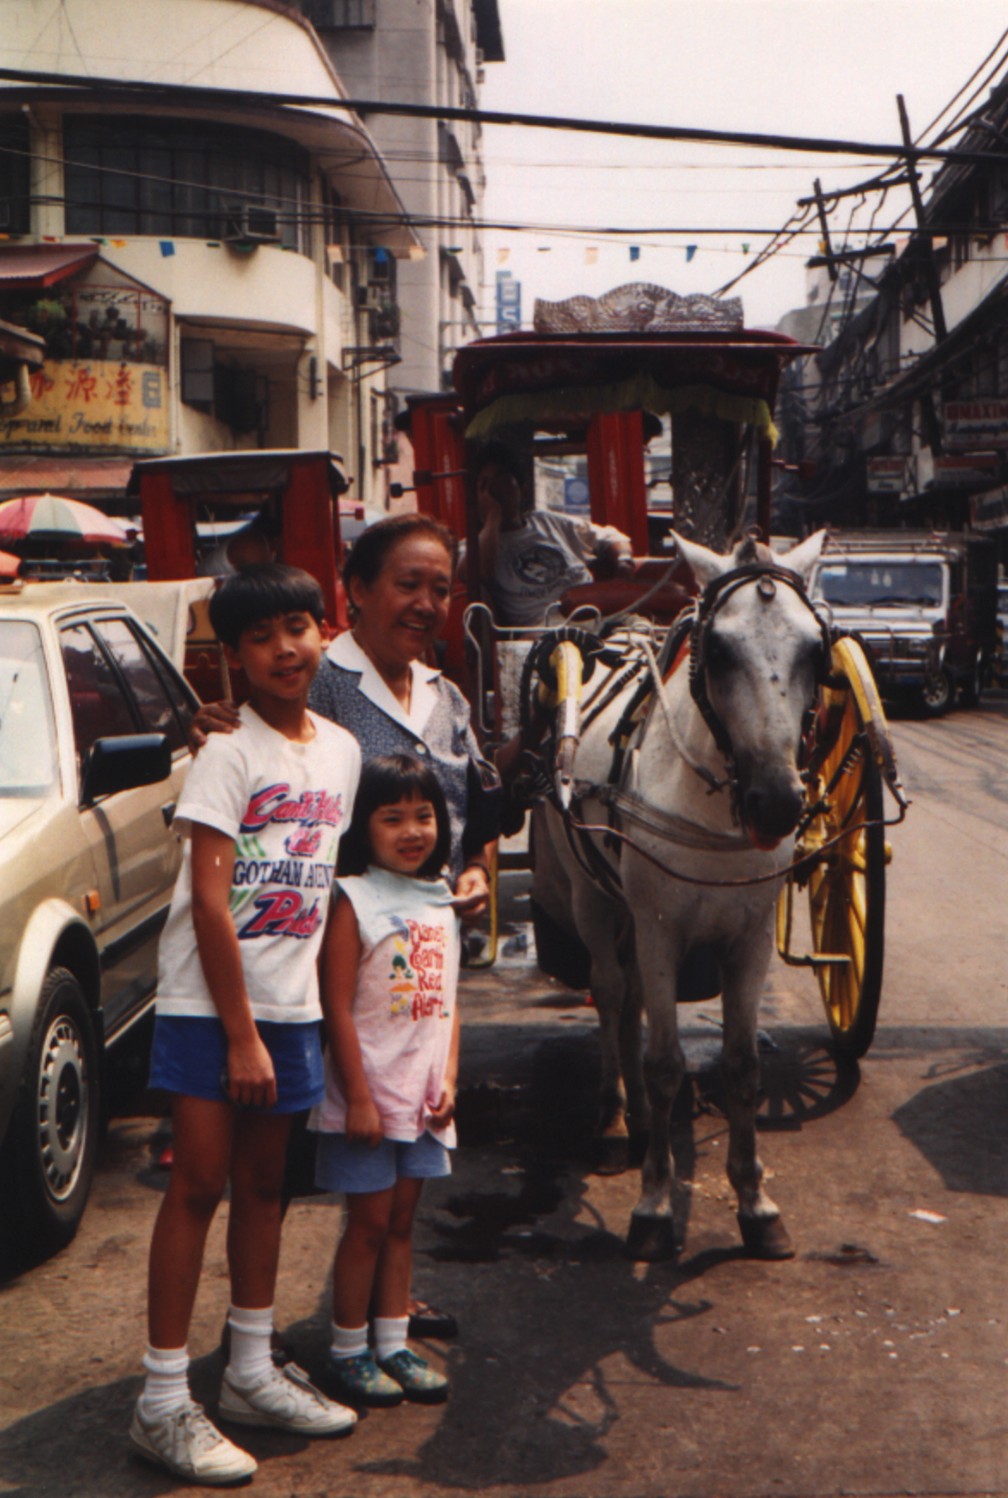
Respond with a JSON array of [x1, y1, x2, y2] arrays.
[[0, 494, 136, 547]]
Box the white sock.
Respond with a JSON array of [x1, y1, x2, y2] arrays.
[[225, 1304, 275, 1386], [139, 1344, 190, 1419], [329, 1321, 368, 1360], [373, 1315, 410, 1362]]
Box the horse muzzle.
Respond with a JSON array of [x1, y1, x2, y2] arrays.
[[737, 763, 805, 848]]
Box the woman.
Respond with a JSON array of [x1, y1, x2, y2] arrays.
[[191, 513, 500, 1339]]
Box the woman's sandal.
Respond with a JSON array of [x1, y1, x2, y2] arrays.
[[406, 1300, 458, 1340]]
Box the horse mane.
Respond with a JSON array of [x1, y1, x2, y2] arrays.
[[732, 533, 775, 566]]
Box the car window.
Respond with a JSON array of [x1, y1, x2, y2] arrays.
[[0, 621, 59, 797], [93, 617, 190, 751], [61, 622, 138, 775]]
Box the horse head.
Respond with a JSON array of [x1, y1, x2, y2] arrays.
[[672, 529, 829, 848]]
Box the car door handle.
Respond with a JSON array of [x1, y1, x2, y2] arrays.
[[161, 802, 176, 827]]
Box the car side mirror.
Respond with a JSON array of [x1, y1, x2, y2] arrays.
[[81, 734, 172, 804]]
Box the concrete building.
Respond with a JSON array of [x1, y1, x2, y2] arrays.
[[776, 71, 1008, 559], [298, 0, 504, 413], [0, 0, 422, 512]]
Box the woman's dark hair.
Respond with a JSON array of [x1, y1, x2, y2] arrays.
[[338, 753, 452, 880], [209, 562, 325, 648], [342, 513, 456, 604]]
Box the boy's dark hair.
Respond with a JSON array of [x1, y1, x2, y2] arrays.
[[338, 753, 452, 880], [209, 562, 325, 648], [342, 513, 456, 602], [475, 441, 524, 486]]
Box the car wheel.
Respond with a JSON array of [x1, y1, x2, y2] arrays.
[[920, 665, 953, 717], [4, 968, 100, 1256]]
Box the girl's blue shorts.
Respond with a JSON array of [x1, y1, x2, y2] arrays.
[[315, 1130, 451, 1194], [148, 1015, 324, 1114]]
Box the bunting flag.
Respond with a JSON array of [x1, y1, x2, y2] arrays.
[[497, 247, 510, 265], [585, 245, 598, 265], [159, 241, 176, 257], [629, 245, 640, 262], [742, 243, 750, 255], [685, 244, 697, 262], [537, 245, 551, 253], [111, 238, 127, 248]]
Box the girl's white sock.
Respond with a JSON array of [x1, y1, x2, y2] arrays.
[[330, 1321, 368, 1360], [139, 1344, 190, 1418], [373, 1315, 410, 1362], [225, 1304, 275, 1386]]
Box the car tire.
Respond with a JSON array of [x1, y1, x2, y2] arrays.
[[3, 968, 101, 1257], [920, 665, 953, 717]]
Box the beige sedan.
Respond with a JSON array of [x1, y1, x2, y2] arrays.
[[0, 584, 197, 1259]]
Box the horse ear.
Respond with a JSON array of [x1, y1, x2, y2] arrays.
[[780, 529, 827, 585], [667, 531, 730, 590]]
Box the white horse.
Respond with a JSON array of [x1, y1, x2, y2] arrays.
[[529, 529, 828, 1261]]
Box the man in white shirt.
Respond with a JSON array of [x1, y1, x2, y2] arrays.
[[464, 443, 635, 626]]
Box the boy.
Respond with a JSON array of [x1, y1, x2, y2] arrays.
[[131, 564, 361, 1486]]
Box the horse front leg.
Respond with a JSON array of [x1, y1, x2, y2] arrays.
[[624, 933, 685, 1262], [720, 927, 795, 1260]]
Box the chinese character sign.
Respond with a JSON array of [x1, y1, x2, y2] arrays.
[[0, 359, 169, 452]]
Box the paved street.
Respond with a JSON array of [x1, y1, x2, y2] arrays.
[[1, 700, 1006, 1498]]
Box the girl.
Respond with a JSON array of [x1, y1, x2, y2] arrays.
[[313, 754, 468, 1407]]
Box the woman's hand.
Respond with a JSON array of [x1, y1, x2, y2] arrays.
[[427, 1083, 456, 1130], [453, 863, 490, 923], [345, 1096, 384, 1147], [225, 1031, 277, 1109], [188, 699, 241, 753]]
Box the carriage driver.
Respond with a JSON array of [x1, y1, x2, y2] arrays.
[[461, 442, 635, 626]]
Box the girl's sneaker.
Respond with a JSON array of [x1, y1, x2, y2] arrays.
[[219, 1361, 357, 1436], [323, 1350, 405, 1408], [377, 1348, 449, 1404], [129, 1398, 257, 1486]]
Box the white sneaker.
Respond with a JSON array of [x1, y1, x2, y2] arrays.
[[130, 1398, 257, 1486], [219, 1360, 357, 1437]]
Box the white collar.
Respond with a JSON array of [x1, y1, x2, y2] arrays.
[[325, 630, 441, 733]]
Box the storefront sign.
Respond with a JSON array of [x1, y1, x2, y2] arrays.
[[931, 452, 1000, 487], [970, 483, 1008, 531], [943, 400, 1008, 450], [0, 358, 168, 452], [866, 456, 909, 495]]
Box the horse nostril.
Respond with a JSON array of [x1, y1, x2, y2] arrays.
[[744, 781, 804, 838]]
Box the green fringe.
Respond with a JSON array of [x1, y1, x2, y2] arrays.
[[465, 374, 777, 444]]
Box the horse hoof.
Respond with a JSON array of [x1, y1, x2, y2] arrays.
[[625, 1214, 679, 1262], [593, 1136, 630, 1175], [737, 1212, 795, 1260]]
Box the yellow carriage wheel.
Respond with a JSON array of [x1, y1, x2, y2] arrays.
[[803, 679, 887, 1060]]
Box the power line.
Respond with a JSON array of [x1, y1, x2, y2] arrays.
[[1, 63, 1007, 167]]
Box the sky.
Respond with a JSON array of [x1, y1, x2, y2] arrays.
[[477, 0, 1008, 332]]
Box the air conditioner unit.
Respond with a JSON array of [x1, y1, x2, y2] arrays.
[[223, 202, 282, 245]]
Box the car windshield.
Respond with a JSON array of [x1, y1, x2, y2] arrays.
[[0, 621, 60, 797], [814, 561, 944, 608]]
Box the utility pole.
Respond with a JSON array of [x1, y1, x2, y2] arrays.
[[897, 93, 946, 455], [812, 178, 837, 283], [897, 93, 947, 344]]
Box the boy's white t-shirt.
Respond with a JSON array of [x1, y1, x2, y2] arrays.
[[310, 866, 460, 1145], [156, 704, 360, 1025]]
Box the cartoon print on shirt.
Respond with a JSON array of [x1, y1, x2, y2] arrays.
[[388, 942, 416, 1015]]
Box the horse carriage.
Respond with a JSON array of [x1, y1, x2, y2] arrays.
[[407, 287, 908, 1261]]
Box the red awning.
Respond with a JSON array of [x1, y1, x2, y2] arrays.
[[0, 456, 134, 505], [0, 243, 100, 290]]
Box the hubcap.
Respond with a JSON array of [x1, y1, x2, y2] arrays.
[[37, 1016, 89, 1201]]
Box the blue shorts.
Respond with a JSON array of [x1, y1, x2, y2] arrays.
[[148, 1016, 324, 1114], [314, 1130, 451, 1194]]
